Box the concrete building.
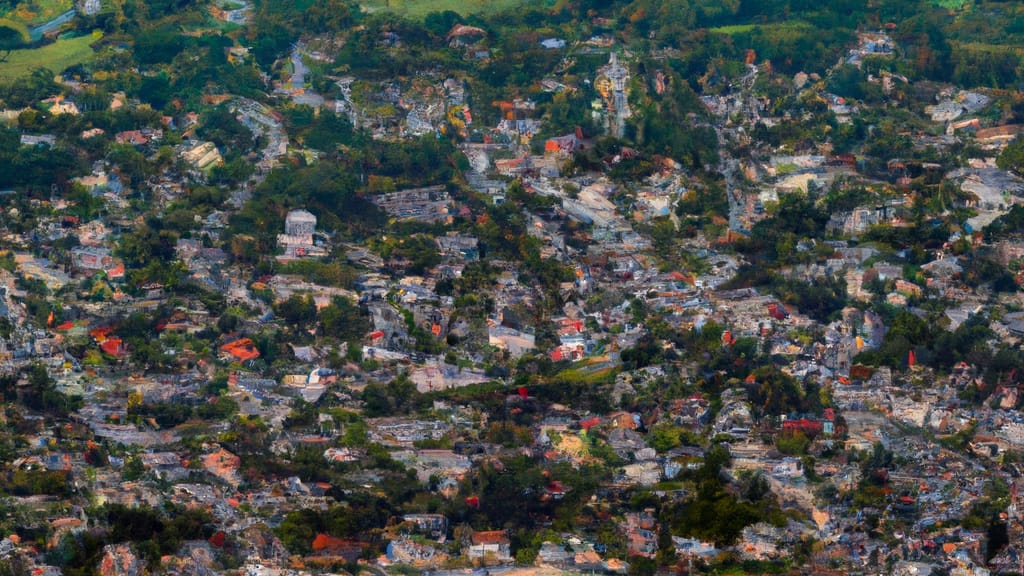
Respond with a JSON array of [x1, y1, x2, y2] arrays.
[[285, 210, 317, 236]]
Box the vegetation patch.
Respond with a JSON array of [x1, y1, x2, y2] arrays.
[[359, 0, 529, 19], [2, 0, 71, 27], [0, 31, 99, 80], [708, 22, 813, 36]]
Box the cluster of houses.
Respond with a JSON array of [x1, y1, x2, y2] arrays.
[[8, 9, 1024, 576]]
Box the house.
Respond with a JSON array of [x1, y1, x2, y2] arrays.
[[220, 338, 260, 362], [545, 133, 581, 156], [77, 0, 101, 15], [373, 186, 452, 224], [20, 134, 56, 147], [116, 130, 162, 146], [488, 325, 536, 358], [100, 337, 126, 357], [139, 452, 187, 480], [180, 141, 223, 170], [324, 447, 364, 463], [71, 246, 114, 271], [623, 511, 658, 557], [386, 538, 444, 565], [202, 447, 241, 486], [41, 95, 80, 116], [894, 279, 923, 298], [402, 514, 448, 541], [285, 210, 317, 235], [311, 534, 363, 561], [921, 255, 962, 278], [409, 363, 490, 393], [974, 124, 1024, 145], [446, 24, 487, 47], [468, 530, 511, 562], [436, 233, 479, 261]]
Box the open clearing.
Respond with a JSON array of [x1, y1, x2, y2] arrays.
[[0, 32, 99, 81], [360, 0, 526, 19], [708, 21, 814, 35], [1, 0, 71, 27]]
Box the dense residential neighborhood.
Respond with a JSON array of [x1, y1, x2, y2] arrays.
[[4, 0, 1024, 575]]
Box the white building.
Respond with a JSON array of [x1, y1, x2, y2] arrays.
[[285, 210, 317, 236], [278, 210, 325, 259]]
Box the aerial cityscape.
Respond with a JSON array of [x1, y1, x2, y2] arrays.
[[2, 0, 1024, 575]]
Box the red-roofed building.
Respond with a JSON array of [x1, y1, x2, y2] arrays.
[[311, 534, 364, 561], [468, 530, 510, 561], [669, 271, 695, 284], [100, 337, 125, 357], [220, 338, 260, 362], [782, 418, 822, 437], [106, 263, 125, 280]]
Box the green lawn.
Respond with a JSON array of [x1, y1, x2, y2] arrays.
[[360, 0, 527, 19], [0, 32, 99, 81], [708, 21, 813, 35], [1, 0, 72, 27], [707, 24, 757, 34]]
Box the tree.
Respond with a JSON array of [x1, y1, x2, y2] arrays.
[[320, 296, 368, 341], [122, 455, 145, 481], [997, 137, 1024, 177], [646, 422, 682, 453], [274, 294, 317, 327], [196, 106, 255, 154], [19, 363, 81, 416], [0, 18, 29, 62]]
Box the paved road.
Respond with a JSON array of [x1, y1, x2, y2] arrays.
[[29, 9, 76, 41]]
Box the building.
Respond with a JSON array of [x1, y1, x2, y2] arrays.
[[402, 514, 449, 540], [71, 246, 114, 271], [488, 325, 536, 358], [20, 134, 56, 147], [468, 530, 511, 562], [278, 209, 326, 259], [285, 210, 317, 236], [180, 141, 222, 170], [77, 0, 101, 15]]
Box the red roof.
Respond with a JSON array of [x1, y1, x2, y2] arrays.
[[208, 531, 226, 548], [312, 533, 347, 552], [472, 530, 509, 545], [220, 338, 260, 361], [100, 337, 125, 356], [782, 419, 823, 435], [669, 271, 694, 284], [89, 326, 114, 340]]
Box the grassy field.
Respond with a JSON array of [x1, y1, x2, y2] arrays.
[[0, 32, 99, 81], [1, 0, 71, 27], [708, 21, 813, 35], [360, 0, 527, 19]]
